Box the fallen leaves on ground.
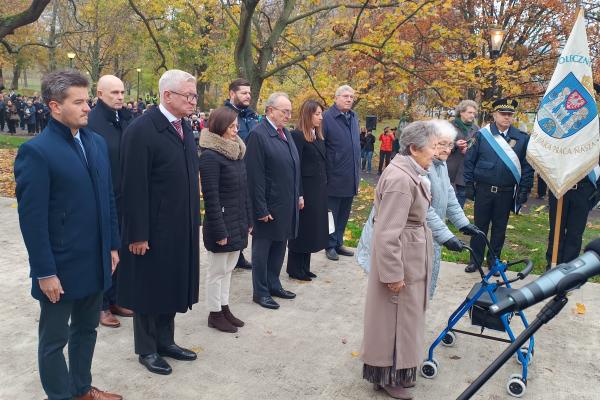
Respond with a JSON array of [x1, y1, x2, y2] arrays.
[[575, 303, 586, 315], [0, 149, 17, 198]]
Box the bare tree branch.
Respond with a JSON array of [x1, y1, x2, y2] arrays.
[[0, 38, 55, 54], [0, 0, 51, 40], [128, 0, 167, 72]]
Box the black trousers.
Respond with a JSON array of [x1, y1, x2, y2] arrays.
[[0, 114, 5, 131], [38, 292, 102, 400], [546, 183, 594, 266], [237, 250, 250, 267], [133, 313, 176, 355], [7, 119, 17, 133], [469, 185, 514, 266], [286, 251, 312, 277], [251, 237, 286, 298], [378, 150, 392, 173], [327, 196, 354, 250], [537, 175, 548, 198]]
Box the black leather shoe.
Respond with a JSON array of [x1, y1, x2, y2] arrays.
[[336, 246, 354, 257], [464, 264, 477, 273], [326, 248, 339, 261], [306, 271, 317, 278], [235, 259, 252, 270], [158, 344, 197, 361], [253, 296, 280, 309], [139, 353, 172, 375], [270, 288, 296, 299], [289, 274, 311, 281]]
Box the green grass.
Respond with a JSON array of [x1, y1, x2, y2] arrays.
[[345, 180, 600, 283], [0, 135, 29, 149]]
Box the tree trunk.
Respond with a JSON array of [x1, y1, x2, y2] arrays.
[[11, 62, 21, 90], [0, 65, 5, 90], [23, 67, 28, 87], [48, 0, 59, 71]]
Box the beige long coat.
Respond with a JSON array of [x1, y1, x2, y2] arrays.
[[361, 155, 433, 369]]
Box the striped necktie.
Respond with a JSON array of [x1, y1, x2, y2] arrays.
[[171, 119, 184, 140]]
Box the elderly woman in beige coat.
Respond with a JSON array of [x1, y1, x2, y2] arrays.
[[361, 121, 440, 400]]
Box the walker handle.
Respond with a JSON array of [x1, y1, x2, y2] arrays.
[[506, 259, 534, 280]]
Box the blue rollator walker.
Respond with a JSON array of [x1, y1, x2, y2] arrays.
[[420, 231, 535, 398]]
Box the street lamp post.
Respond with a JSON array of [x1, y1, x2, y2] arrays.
[[67, 52, 76, 69], [486, 26, 506, 119], [136, 68, 141, 102]]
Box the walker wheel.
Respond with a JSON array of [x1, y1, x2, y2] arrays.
[[507, 374, 526, 398], [420, 359, 438, 379], [441, 331, 456, 347], [515, 346, 533, 365]]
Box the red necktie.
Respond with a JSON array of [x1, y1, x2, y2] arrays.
[[277, 127, 287, 142], [171, 119, 184, 140]]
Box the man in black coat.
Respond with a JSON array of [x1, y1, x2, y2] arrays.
[[87, 75, 134, 328], [246, 92, 301, 310], [118, 69, 201, 375], [224, 78, 259, 270]]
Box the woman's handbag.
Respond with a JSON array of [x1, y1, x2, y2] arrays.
[[355, 204, 376, 273], [328, 210, 335, 234]]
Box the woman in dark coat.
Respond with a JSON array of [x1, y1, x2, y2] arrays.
[[286, 100, 329, 281], [199, 107, 252, 333]]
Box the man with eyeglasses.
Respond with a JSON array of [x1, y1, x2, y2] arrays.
[[463, 98, 533, 274], [245, 92, 301, 309], [323, 85, 361, 261], [118, 69, 201, 375]]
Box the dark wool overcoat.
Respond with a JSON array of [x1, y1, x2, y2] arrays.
[[117, 107, 200, 314], [245, 119, 300, 241], [287, 129, 329, 253]]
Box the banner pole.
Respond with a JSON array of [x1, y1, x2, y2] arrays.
[[550, 196, 564, 269]]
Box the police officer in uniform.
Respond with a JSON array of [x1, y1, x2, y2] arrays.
[[545, 168, 599, 269], [463, 99, 534, 272]]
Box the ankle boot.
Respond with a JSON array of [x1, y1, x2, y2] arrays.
[[208, 311, 237, 333], [222, 305, 244, 327]]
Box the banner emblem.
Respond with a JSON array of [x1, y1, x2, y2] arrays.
[[537, 72, 597, 139]]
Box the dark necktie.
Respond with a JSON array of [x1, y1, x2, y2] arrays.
[[171, 119, 184, 140], [74, 137, 88, 165], [277, 127, 287, 142]]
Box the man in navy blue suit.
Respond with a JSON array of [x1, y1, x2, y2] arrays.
[[14, 70, 122, 400]]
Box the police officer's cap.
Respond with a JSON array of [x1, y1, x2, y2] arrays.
[[492, 98, 518, 113]]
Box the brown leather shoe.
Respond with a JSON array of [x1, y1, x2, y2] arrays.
[[100, 310, 120, 328], [74, 386, 122, 400], [109, 304, 134, 317]]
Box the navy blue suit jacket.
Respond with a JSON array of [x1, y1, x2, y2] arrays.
[[14, 118, 120, 301], [323, 104, 361, 197]]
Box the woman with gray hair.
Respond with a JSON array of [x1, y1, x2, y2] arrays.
[[361, 121, 439, 399], [424, 120, 480, 298]]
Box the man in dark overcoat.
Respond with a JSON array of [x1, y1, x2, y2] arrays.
[[246, 92, 301, 310], [87, 74, 134, 328], [323, 84, 361, 261], [117, 69, 201, 375], [14, 70, 122, 400]]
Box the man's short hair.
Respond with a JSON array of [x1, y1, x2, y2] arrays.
[[229, 78, 251, 92], [264, 92, 289, 111], [335, 84, 354, 97], [158, 69, 196, 101], [41, 70, 89, 105]]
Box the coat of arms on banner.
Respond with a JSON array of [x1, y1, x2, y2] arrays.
[[537, 72, 597, 139]]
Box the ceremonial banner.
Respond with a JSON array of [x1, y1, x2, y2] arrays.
[[527, 10, 600, 198]]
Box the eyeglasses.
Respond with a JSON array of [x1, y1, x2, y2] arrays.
[[169, 91, 198, 103], [271, 106, 292, 117], [436, 143, 454, 149]]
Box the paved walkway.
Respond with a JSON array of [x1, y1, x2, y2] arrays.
[[0, 197, 598, 399]]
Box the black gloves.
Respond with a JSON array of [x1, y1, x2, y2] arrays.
[[443, 236, 465, 252], [517, 190, 529, 205], [465, 183, 475, 201], [459, 223, 480, 236]]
